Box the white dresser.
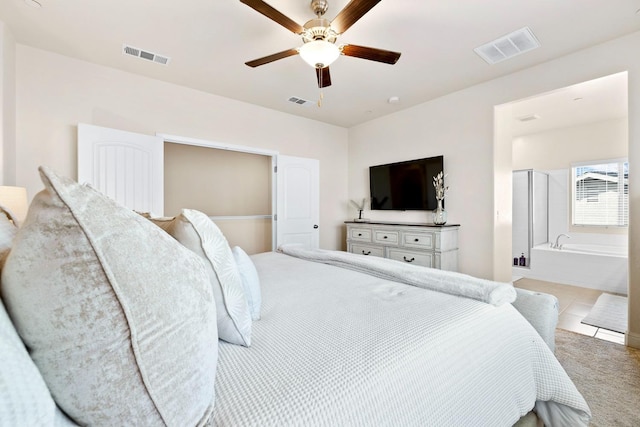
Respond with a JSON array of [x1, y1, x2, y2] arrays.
[[345, 221, 459, 271]]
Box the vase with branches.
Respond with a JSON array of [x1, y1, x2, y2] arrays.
[[432, 171, 449, 225], [349, 198, 369, 222]]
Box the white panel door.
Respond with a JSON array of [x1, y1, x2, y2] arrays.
[[276, 155, 319, 249], [77, 123, 164, 216]]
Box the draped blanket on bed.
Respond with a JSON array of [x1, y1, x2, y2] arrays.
[[279, 244, 516, 306], [212, 251, 591, 427]]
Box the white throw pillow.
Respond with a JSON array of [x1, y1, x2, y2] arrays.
[[1, 166, 218, 426], [0, 295, 58, 426], [157, 210, 252, 346], [0, 213, 58, 425], [232, 246, 262, 321]]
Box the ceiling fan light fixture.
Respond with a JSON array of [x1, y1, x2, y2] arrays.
[[299, 40, 340, 68]]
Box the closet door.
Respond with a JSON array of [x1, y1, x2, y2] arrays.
[[77, 123, 164, 216], [276, 155, 320, 249]]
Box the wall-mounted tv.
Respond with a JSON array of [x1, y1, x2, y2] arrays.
[[369, 155, 443, 211]]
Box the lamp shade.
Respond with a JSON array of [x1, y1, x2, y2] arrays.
[[299, 40, 340, 68], [0, 186, 28, 226]]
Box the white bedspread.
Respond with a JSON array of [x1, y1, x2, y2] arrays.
[[211, 252, 591, 426]]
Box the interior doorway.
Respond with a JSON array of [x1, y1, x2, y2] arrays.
[[496, 71, 629, 342]]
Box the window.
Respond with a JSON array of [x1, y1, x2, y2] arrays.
[[572, 159, 628, 226]]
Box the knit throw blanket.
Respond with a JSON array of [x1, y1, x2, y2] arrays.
[[278, 245, 516, 306]]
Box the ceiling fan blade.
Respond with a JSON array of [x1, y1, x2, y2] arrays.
[[331, 0, 381, 34], [245, 48, 299, 67], [341, 44, 401, 64], [316, 67, 332, 88], [240, 0, 304, 34]]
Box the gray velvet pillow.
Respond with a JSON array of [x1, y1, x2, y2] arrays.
[[1, 166, 218, 426]]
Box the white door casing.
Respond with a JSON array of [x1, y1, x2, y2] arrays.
[[77, 123, 164, 216], [276, 155, 320, 249]]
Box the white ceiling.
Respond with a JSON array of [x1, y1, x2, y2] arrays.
[[510, 71, 628, 137], [1, 0, 639, 128]]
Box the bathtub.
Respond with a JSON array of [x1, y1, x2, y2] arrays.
[[514, 243, 628, 295], [552, 243, 628, 257]]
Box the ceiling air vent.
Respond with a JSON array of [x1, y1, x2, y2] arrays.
[[288, 96, 314, 107], [474, 27, 540, 65], [517, 114, 540, 122], [122, 44, 171, 65]]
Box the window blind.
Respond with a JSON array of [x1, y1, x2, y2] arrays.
[[572, 160, 628, 226]]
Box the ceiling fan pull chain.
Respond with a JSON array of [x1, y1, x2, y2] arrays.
[[317, 66, 323, 107]]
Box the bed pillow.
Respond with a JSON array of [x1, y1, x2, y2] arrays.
[[1, 166, 218, 426], [0, 298, 58, 426], [0, 212, 59, 426], [232, 246, 262, 321], [159, 210, 252, 346], [0, 208, 17, 269]]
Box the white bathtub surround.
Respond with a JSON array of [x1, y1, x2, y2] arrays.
[[514, 243, 628, 295], [556, 243, 627, 257], [552, 231, 627, 248]]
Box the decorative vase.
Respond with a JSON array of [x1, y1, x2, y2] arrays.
[[432, 199, 447, 225]]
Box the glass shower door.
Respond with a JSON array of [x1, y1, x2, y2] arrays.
[[513, 170, 548, 268]]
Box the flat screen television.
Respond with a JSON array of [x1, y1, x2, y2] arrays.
[[369, 155, 443, 211]]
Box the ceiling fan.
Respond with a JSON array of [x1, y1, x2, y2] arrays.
[[240, 0, 401, 88]]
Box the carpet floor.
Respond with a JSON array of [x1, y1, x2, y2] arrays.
[[555, 329, 640, 426]]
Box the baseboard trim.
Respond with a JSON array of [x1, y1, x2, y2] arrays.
[[626, 331, 640, 349]]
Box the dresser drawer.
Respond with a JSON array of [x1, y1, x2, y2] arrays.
[[349, 227, 372, 242], [402, 231, 435, 250], [373, 230, 399, 245], [350, 244, 384, 258], [388, 248, 433, 267], [345, 222, 459, 272]]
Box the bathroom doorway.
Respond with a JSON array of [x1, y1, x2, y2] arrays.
[[504, 72, 629, 342], [508, 72, 628, 288]]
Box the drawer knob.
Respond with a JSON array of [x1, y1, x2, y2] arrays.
[[362, 250, 371, 255], [358, 233, 362, 236], [414, 238, 419, 242], [403, 256, 415, 263], [383, 235, 388, 239]]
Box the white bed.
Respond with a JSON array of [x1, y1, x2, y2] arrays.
[[1, 167, 590, 426], [212, 251, 591, 426]]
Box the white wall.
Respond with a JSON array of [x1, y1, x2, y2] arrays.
[[0, 22, 16, 185], [349, 31, 640, 347], [513, 118, 628, 171], [350, 37, 637, 279], [349, 87, 495, 277], [548, 169, 569, 245], [13, 45, 349, 250]]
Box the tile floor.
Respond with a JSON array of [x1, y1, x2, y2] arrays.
[[514, 277, 626, 345]]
